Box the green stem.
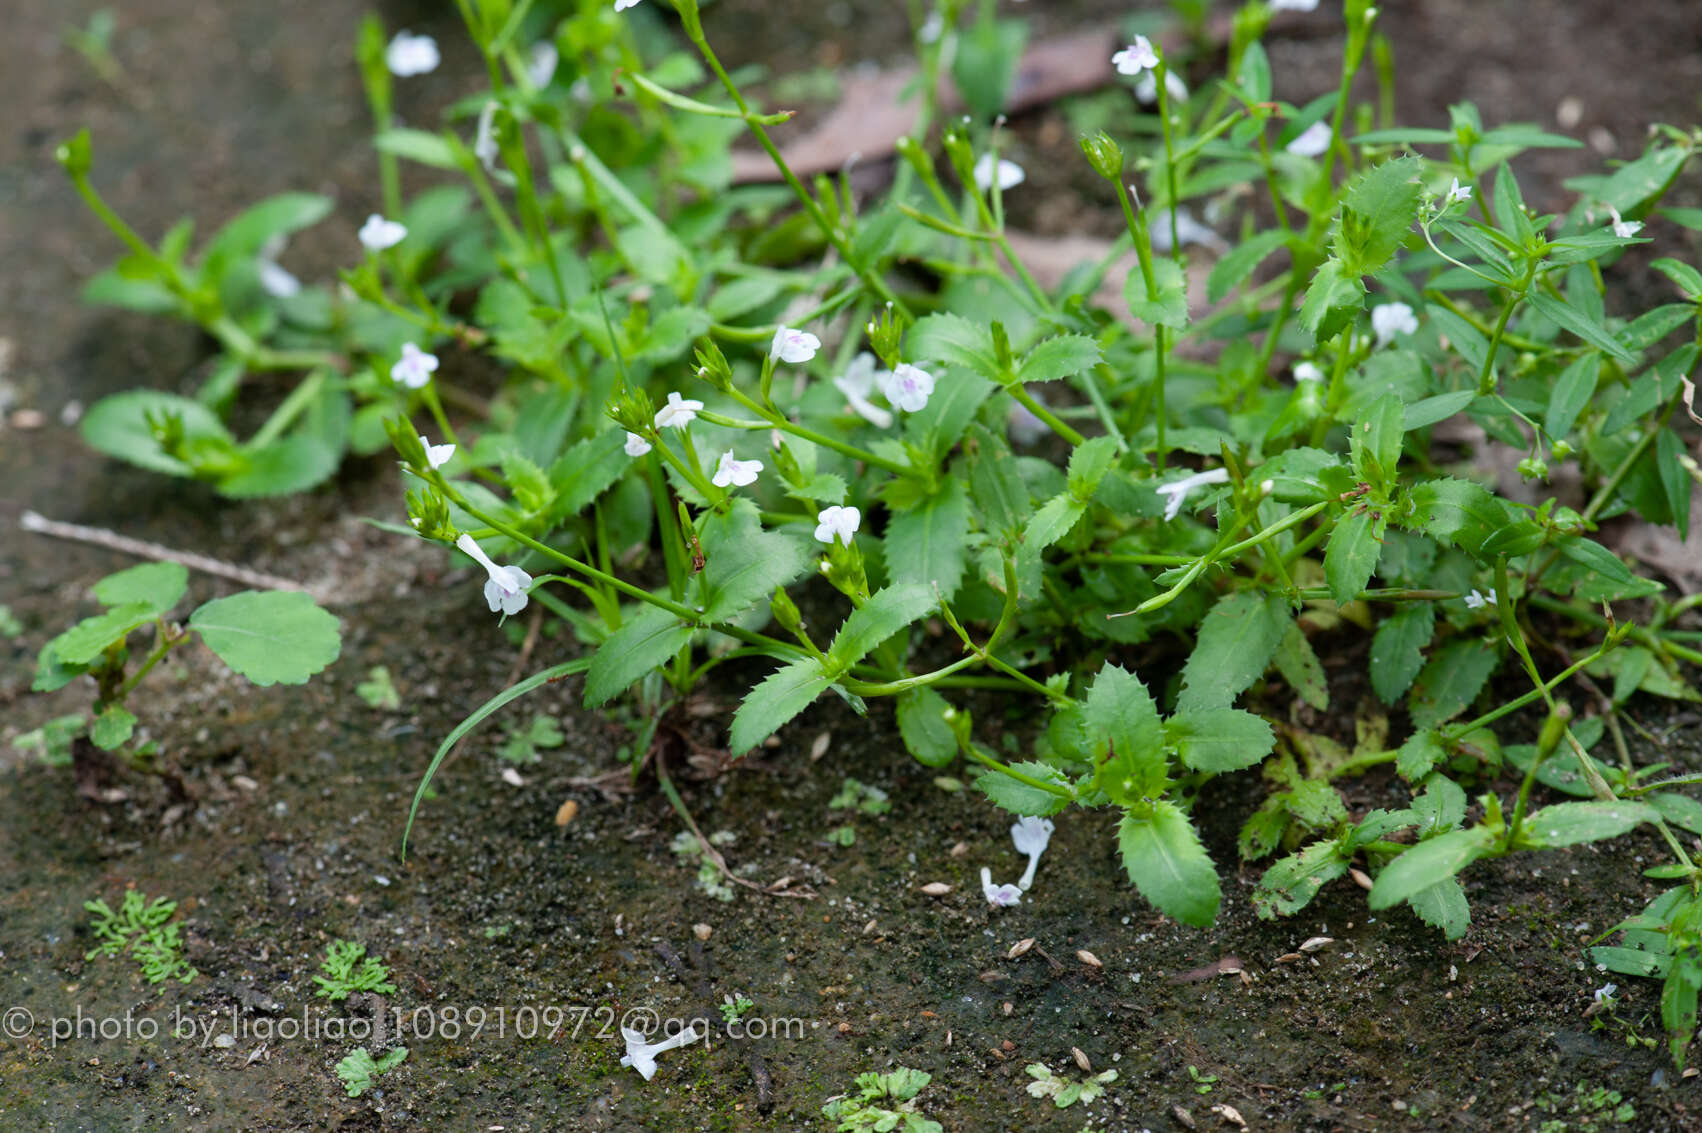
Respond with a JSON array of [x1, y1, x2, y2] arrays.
[[247, 370, 328, 449]]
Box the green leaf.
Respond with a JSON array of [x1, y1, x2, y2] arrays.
[[1544, 353, 1600, 440], [884, 479, 970, 600], [1555, 535, 1632, 584], [1207, 230, 1290, 304], [32, 640, 88, 692], [218, 433, 341, 499], [1652, 257, 1702, 300], [1657, 429, 1692, 544], [1406, 878, 1471, 940], [1367, 825, 1499, 910], [1118, 802, 1221, 928], [49, 603, 159, 665], [896, 687, 957, 768], [188, 591, 341, 687], [1324, 509, 1383, 606], [1273, 621, 1328, 711], [951, 14, 1026, 120], [91, 563, 188, 614], [89, 705, 137, 751], [1177, 591, 1290, 713], [1370, 602, 1434, 705], [1592, 142, 1690, 214], [1515, 801, 1658, 849], [1349, 393, 1405, 487], [974, 761, 1072, 817], [583, 606, 695, 707], [1252, 841, 1348, 919], [545, 430, 628, 521], [967, 423, 1031, 535], [199, 192, 333, 277], [1402, 478, 1508, 557], [1526, 291, 1636, 364], [1334, 155, 1423, 275], [1066, 436, 1120, 500], [1395, 730, 1446, 781], [1165, 709, 1275, 774], [1084, 663, 1165, 801], [905, 313, 1001, 382], [1408, 638, 1498, 728], [375, 127, 459, 168], [696, 506, 812, 623], [729, 659, 833, 755], [826, 584, 936, 673], [81, 391, 236, 477], [1298, 258, 1365, 344], [1016, 335, 1102, 384], [1023, 494, 1084, 552], [1403, 390, 1476, 432], [1125, 257, 1189, 329]]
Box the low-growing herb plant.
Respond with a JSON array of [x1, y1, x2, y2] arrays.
[[314, 939, 397, 1001], [1026, 1062, 1118, 1109], [718, 993, 754, 1024], [822, 1067, 942, 1133], [335, 1045, 409, 1098], [497, 712, 565, 763], [85, 890, 198, 986], [355, 664, 401, 710]]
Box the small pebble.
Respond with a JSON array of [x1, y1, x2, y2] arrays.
[[1076, 950, 1102, 969], [920, 882, 952, 896], [692, 923, 712, 941]]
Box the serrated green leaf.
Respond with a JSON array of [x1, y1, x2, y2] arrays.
[[974, 760, 1072, 817], [1066, 436, 1120, 500], [1325, 510, 1383, 607], [1177, 591, 1290, 713], [1023, 494, 1084, 552], [1515, 801, 1658, 849], [1334, 155, 1423, 275], [1406, 878, 1471, 940], [1165, 709, 1275, 774], [1402, 478, 1508, 557], [1125, 257, 1189, 329], [1367, 825, 1498, 910], [1395, 730, 1445, 781], [884, 478, 970, 599], [200, 192, 333, 277], [32, 640, 88, 692], [729, 658, 832, 755], [583, 606, 694, 707], [547, 430, 631, 522], [696, 505, 812, 623], [1252, 840, 1348, 919], [89, 705, 137, 751], [1016, 335, 1102, 384], [1409, 639, 1498, 729], [188, 591, 341, 687], [896, 687, 957, 768], [1370, 602, 1435, 705], [49, 603, 158, 666], [905, 313, 1001, 382], [1118, 802, 1220, 927], [967, 423, 1031, 536], [92, 563, 188, 614], [1085, 663, 1164, 801], [826, 584, 935, 673], [1273, 621, 1328, 711], [1298, 258, 1365, 343]]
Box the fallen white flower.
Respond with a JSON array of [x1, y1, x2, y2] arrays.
[[618, 1024, 702, 1081], [1293, 361, 1324, 383], [1011, 816, 1054, 891], [624, 431, 652, 457], [1286, 121, 1332, 158], [981, 867, 1022, 907], [1464, 589, 1497, 610], [1607, 205, 1642, 239]]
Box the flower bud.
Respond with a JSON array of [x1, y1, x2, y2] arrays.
[[1078, 131, 1124, 181], [1550, 440, 1573, 461], [770, 586, 804, 636], [405, 486, 455, 541], [605, 380, 656, 434], [1517, 456, 1549, 481], [56, 129, 93, 178], [693, 340, 733, 393], [867, 304, 905, 371]]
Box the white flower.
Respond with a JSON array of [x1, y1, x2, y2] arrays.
[[712, 450, 764, 488], [814, 505, 861, 547], [1134, 69, 1189, 105], [880, 363, 935, 414], [1112, 37, 1159, 78], [1293, 361, 1324, 383], [527, 41, 559, 88], [835, 353, 895, 428], [385, 31, 440, 78], [1371, 302, 1419, 348], [614, 0, 644, 10], [1444, 177, 1472, 206], [1607, 205, 1642, 239], [624, 431, 653, 457], [1271, 0, 1319, 10], [1148, 205, 1228, 254], [1009, 395, 1049, 447], [418, 435, 455, 470], [390, 342, 439, 389], [1155, 467, 1231, 522], [918, 10, 945, 44], [980, 867, 1023, 907], [770, 325, 821, 365], [474, 100, 500, 172], [1286, 121, 1332, 158], [654, 391, 704, 430], [358, 214, 407, 252], [973, 154, 1025, 193], [1593, 983, 1618, 1005], [618, 1024, 702, 1081], [1464, 589, 1497, 610], [1011, 816, 1054, 891], [257, 257, 302, 299], [455, 533, 534, 617]]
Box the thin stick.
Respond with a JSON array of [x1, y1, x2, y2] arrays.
[[19, 510, 316, 598]]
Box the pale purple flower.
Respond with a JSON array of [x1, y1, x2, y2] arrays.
[[624, 432, 653, 457], [879, 363, 935, 414], [1148, 204, 1228, 254], [418, 435, 455, 470], [980, 867, 1023, 907], [390, 342, 439, 389], [1371, 302, 1419, 348], [257, 251, 302, 299], [1444, 177, 1472, 206], [358, 214, 407, 252], [814, 505, 861, 547], [385, 31, 440, 78], [1011, 816, 1054, 892], [1155, 467, 1231, 522], [1464, 589, 1497, 610], [1112, 37, 1159, 78], [1593, 983, 1617, 1005], [973, 154, 1025, 192], [654, 391, 704, 430], [455, 533, 533, 617], [834, 353, 894, 428], [770, 325, 821, 365], [1607, 205, 1642, 239], [1286, 121, 1332, 158], [711, 450, 763, 489], [1134, 69, 1189, 105], [618, 1023, 702, 1081]]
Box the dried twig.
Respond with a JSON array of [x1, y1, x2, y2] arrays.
[[19, 510, 317, 598]]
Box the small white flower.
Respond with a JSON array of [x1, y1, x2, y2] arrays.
[[358, 214, 407, 252], [385, 31, 440, 78], [980, 867, 1023, 907], [1293, 361, 1324, 383], [834, 353, 894, 428], [474, 100, 500, 172], [527, 41, 559, 88], [1009, 395, 1049, 447], [973, 154, 1026, 193], [814, 505, 861, 547], [1444, 177, 1472, 206], [1464, 589, 1497, 610], [455, 533, 533, 617], [1593, 983, 1618, 1005], [1011, 816, 1054, 892], [390, 342, 439, 389], [1286, 121, 1332, 158], [654, 391, 704, 430], [1155, 467, 1231, 522], [918, 10, 945, 44], [418, 435, 455, 470], [712, 450, 763, 489], [1607, 205, 1642, 239], [624, 431, 653, 457], [614, 0, 644, 9], [618, 1024, 702, 1081], [1271, 0, 1319, 10], [879, 363, 935, 414], [1112, 37, 1159, 78], [257, 258, 302, 299], [770, 325, 821, 365], [1371, 302, 1419, 348], [1134, 69, 1189, 105], [1148, 204, 1228, 254]]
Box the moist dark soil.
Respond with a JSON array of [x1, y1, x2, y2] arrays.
[[4, 1, 1702, 1130]]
